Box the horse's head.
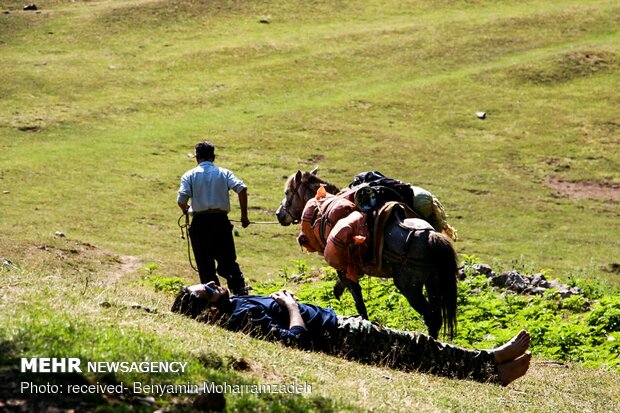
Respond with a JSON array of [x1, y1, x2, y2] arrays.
[[276, 168, 339, 226], [276, 169, 315, 226]]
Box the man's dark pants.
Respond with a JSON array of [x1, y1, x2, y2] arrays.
[[189, 213, 246, 294]]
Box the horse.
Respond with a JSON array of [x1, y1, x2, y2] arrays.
[[276, 169, 458, 339]]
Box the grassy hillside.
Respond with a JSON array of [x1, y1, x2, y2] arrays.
[[1, 0, 619, 411]]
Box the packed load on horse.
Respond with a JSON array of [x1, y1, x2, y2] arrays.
[[297, 171, 457, 283], [297, 185, 371, 283], [277, 169, 458, 339], [348, 171, 458, 241]]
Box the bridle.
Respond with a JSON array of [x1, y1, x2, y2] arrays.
[[280, 181, 308, 225]]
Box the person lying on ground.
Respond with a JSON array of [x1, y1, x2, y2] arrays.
[[171, 283, 531, 386]]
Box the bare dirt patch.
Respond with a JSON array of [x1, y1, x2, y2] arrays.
[[546, 176, 620, 201], [23, 238, 141, 281], [107, 255, 142, 282]]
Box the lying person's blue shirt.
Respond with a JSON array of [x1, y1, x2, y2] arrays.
[[225, 295, 339, 348]]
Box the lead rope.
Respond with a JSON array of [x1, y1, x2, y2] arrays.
[[178, 213, 199, 273], [229, 219, 281, 225]]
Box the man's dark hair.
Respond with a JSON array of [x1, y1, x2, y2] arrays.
[[171, 286, 209, 318], [195, 141, 215, 161], [171, 286, 232, 325]]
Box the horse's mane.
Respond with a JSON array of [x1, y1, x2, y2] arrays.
[[299, 172, 340, 194]]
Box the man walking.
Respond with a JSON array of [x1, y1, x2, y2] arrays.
[[177, 141, 250, 295]]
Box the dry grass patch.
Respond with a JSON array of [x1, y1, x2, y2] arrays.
[[513, 50, 620, 84]]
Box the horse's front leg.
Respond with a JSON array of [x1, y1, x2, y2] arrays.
[[336, 270, 369, 319], [333, 278, 346, 300]]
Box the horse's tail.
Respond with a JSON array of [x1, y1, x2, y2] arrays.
[[428, 231, 458, 340]]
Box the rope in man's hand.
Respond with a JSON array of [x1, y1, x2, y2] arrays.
[[177, 213, 199, 273], [229, 218, 280, 225]]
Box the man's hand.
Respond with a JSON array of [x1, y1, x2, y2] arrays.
[[271, 289, 306, 331], [238, 189, 249, 227], [178, 201, 190, 215], [270, 289, 297, 308], [187, 283, 208, 298], [241, 215, 250, 228]]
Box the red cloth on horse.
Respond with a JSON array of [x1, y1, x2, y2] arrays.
[[298, 190, 370, 282], [298, 193, 357, 253], [324, 211, 370, 282]]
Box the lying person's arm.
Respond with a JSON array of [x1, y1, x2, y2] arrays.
[[172, 284, 312, 348], [226, 292, 310, 348], [272, 289, 307, 331], [265, 290, 309, 346]]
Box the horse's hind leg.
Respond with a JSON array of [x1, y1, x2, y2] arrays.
[[423, 277, 444, 340], [393, 273, 441, 339], [337, 270, 369, 319]]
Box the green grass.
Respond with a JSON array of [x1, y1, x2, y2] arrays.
[[3, 261, 620, 412], [1, 0, 619, 411], [251, 258, 620, 370], [1, 0, 618, 280], [1, 265, 348, 412]]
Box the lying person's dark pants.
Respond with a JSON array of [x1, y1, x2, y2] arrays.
[[328, 316, 498, 382]]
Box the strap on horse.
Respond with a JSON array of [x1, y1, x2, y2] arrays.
[[371, 202, 424, 272], [317, 184, 369, 246]]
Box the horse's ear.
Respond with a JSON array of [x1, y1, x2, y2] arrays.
[[294, 170, 302, 182], [310, 166, 319, 176]]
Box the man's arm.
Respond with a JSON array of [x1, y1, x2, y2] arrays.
[[229, 295, 310, 348], [177, 174, 191, 214], [271, 290, 307, 331], [178, 200, 190, 214], [237, 188, 250, 227]]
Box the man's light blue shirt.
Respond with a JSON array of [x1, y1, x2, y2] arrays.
[[177, 161, 246, 213]]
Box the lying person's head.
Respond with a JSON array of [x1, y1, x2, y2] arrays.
[[171, 282, 232, 321]]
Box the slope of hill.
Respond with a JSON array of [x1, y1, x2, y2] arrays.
[[1, 0, 619, 411]]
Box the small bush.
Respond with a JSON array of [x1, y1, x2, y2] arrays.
[[588, 297, 620, 333], [141, 264, 185, 294]]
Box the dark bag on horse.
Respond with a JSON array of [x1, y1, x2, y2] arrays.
[[350, 171, 458, 241], [349, 171, 415, 212]]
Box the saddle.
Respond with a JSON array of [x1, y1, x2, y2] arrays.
[[299, 191, 358, 253], [368, 202, 434, 275], [350, 171, 458, 241], [298, 188, 371, 282]]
